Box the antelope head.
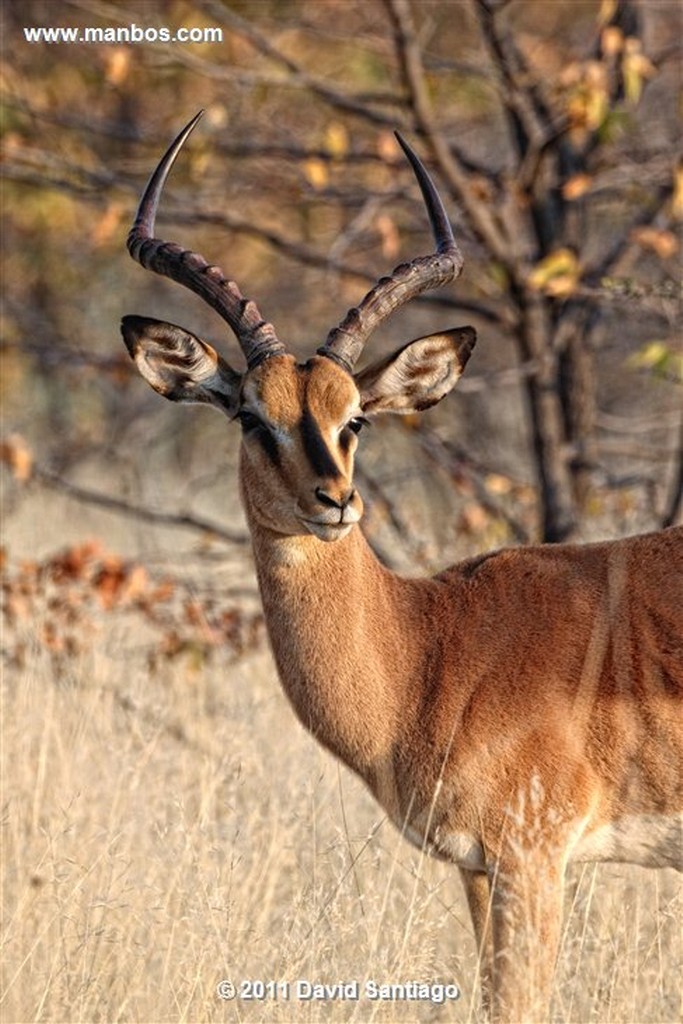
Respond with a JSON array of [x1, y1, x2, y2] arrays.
[[122, 112, 476, 542]]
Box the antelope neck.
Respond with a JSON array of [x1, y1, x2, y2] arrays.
[[245, 510, 416, 772]]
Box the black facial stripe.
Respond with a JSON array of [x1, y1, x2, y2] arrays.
[[256, 427, 280, 467], [300, 404, 341, 479]]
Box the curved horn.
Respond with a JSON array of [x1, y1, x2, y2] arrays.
[[127, 111, 285, 369], [320, 132, 463, 373]]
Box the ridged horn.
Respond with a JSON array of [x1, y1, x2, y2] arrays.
[[127, 111, 286, 369], [320, 132, 463, 373]]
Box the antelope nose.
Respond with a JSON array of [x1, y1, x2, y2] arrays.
[[315, 486, 355, 510]]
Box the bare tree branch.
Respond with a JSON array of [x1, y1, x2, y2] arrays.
[[416, 425, 531, 544], [385, 0, 511, 266], [474, 0, 552, 152], [174, 207, 505, 326], [31, 467, 249, 545], [199, 0, 401, 130], [4, 99, 399, 165]]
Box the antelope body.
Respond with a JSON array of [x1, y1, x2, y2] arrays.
[[122, 113, 683, 1022]]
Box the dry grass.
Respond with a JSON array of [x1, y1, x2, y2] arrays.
[[1, 502, 681, 1024]]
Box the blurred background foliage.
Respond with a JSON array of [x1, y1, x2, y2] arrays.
[[1, 0, 681, 570]]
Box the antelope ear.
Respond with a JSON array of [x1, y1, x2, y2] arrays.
[[355, 327, 476, 415], [121, 315, 242, 417]]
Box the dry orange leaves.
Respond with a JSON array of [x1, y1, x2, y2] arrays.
[[2, 541, 263, 668]]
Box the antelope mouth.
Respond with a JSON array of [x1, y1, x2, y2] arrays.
[[300, 519, 354, 542]]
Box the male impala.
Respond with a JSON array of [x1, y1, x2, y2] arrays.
[[122, 112, 683, 1022]]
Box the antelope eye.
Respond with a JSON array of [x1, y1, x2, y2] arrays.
[[237, 410, 264, 433], [347, 416, 369, 435]]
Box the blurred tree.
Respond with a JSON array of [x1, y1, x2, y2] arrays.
[[384, 0, 680, 539], [2, 0, 681, 542]]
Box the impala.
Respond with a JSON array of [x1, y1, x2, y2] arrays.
[[122, 112, 683, 1022]]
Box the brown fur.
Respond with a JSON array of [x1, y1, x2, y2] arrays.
[[244, 455, 682, 1022]]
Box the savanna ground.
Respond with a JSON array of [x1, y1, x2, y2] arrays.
[[2, 463, 682, 1024], [2, 487, 682, 1024], [2, 1, 682, 1021], [2, 369, 682, 1022]]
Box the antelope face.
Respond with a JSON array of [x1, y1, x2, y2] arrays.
[[122, 111, 476, 541], [239, 353, 364, 540], [122, 316, 475, 541]]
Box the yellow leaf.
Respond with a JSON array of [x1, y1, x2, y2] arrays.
[[628, 340, 668, 368], [565, 62, 609, 135], [304, 158, 328, 190], [528, 248, 581, 298], [601, 26, 623, 57], [0, 434, 33, 483], [562, 174, 593, 201], [205, 104, 228, 130], [325, 122, 349, 160], [631, 227, 679, 260], [377, 131, 400, 163], [622, 38, 656, 105], [485, 473, 512, 496], [460, 503, 490, 535], [375, 213, 400, 260], [584, 64, 609, 130], [627, 342, 683, 382], [560, 62, 581, 89], [105, 47, 130, 86], [92, 202, 125, 247]]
